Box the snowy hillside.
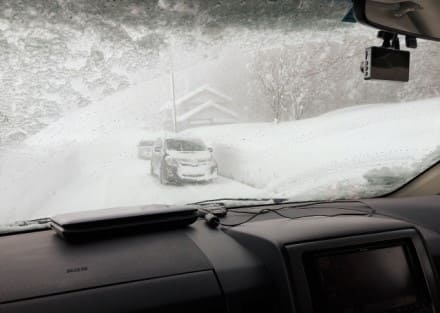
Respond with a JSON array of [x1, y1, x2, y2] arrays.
[[0, 0, 349, 144], [26, 77, 170, 146], [1, 0, 440, 144]]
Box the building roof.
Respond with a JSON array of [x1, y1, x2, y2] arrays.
[[177, 100, 239, 122], [160, 85, 233, 112]]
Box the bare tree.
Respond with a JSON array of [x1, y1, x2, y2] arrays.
[[250, 45, 347, 122], [251, 48, 294, 122]]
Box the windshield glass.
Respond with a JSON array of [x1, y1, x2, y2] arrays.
[[166, 139, 206, 152], [0, 0, 439, 225]]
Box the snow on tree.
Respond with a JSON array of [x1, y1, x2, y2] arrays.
[[0, 0, 439, 143], [250, 48, 294, 122], [249, 44, 348, 122]]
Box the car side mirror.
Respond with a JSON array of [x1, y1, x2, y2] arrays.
[[353, 0, 440, 41], [154, 147, 161, 153], [208, 147, 213, 153]]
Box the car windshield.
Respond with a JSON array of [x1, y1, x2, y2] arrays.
[[166, 139, 206, 152], [0, 0, 439, 225]]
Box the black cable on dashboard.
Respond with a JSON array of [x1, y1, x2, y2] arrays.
[[200, 199, 376, 228], [218, 212, 263, 227], [226, 202, 374, 216], [217, 208, 371, 228], [266, 209, 370, 221]]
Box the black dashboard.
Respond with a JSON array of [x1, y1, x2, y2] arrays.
[[1, 196, 440, 313]]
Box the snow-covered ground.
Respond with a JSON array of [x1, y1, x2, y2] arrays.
[[0, 128, 260, 223], [31, 146, 259, 220], [187, 97, 440, 200], [0, 76, 261, 223], [1, 93, 439, 224]]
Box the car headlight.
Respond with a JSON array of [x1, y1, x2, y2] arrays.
[[164, 156, 178, 167]]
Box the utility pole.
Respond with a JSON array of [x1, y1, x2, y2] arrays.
[[169, 38, 177, 133], [170, 65, 177, 133]]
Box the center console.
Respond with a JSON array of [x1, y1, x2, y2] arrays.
[[288, 229, 437, 313], [228, 215, 440, 313]]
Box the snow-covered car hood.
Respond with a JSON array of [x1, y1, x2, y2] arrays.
[[166, 150, 212, 162]]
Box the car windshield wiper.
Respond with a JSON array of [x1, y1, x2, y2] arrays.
[[0, 218, 51, 235]]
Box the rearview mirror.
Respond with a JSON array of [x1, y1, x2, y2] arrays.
[[354, 0, 440, 41]]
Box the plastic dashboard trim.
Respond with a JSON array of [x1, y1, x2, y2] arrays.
[[285, 229, 440, 313]]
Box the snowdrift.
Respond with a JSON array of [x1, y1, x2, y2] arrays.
[[187, 97, 440, 200], [0, 79, 165, 223], [0, 144, 80, 223]]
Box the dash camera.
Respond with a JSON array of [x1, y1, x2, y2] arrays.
[[360, 46, 410, 82]]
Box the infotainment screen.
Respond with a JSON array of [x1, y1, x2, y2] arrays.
[[305, 242, 430, 313]]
